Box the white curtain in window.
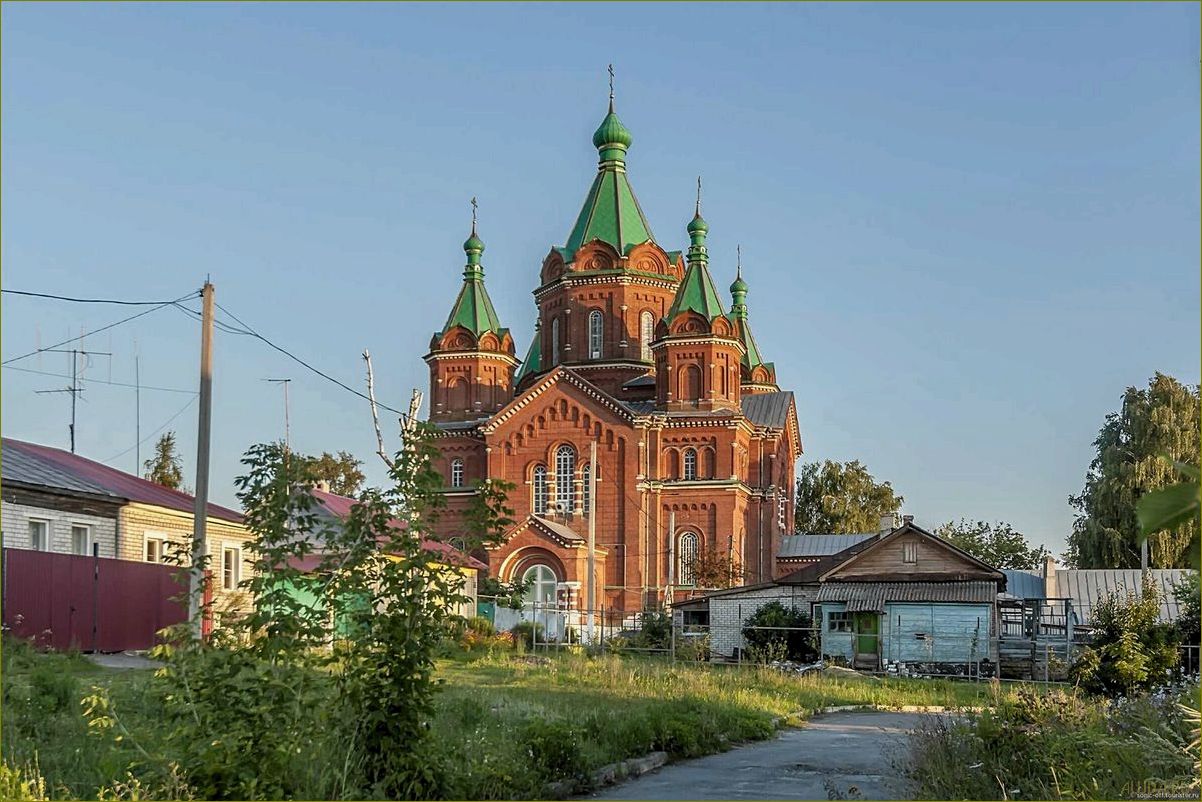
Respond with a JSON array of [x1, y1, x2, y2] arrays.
[[451, 458, 465, 488]]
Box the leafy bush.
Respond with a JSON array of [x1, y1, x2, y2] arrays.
[[1070, 576, 1180, 696], [742, 602, 818, 663], [510, 621, 546, 650], [907, 686, 1198, 800], [466, 616, 496, 636]]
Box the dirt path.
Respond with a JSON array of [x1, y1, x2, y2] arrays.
[[587, 710, 931, 801]]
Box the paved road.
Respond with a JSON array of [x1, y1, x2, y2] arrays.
[[588, 710, 929, 801], [86, 652, 161, 670]]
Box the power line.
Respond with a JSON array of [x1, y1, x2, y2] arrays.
[[2, 289, 200, 366], [213, 300, 406, 416], [170, 302, 254, 335], [3, 364, 196, 395], [101, 394, 198, 464], [1, 289, 198, 305]]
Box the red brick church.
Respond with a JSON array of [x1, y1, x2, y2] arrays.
[[423, 91, 801, 616]]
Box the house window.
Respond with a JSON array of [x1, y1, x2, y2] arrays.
[[588, 310, 603, 359], [28, 519, 49, 551], [678, 531, 699, 586], [145, 536, 166, 563], [71, 525, 91, 555], [522, 564, 558, 605], [683, 448, 697, 481], [555, 445, 576, 515], [640, 311, 654, 361], [828, 612, 853, 632], [551, 317, 561, 365], [903, 541, 918, 564], [532, 465, 548, 514], [450, 458, 465, 488], [222, 546, 241, 591]]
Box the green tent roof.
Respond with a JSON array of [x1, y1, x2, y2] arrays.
[[736, 318, 766, 369], [666, 259, 728, 323], [515, 324, 543, 383], [440, 227, 504, 337]]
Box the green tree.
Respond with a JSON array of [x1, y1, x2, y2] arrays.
[[1067, 373, 1200, 568], [300, 450, 365, 496], [934, 519, 1049, 570], [794, 459, 903, 534], [143, 431, 185, 490], [1172, 572, 1200, 647], [742, 602, 818, 663]]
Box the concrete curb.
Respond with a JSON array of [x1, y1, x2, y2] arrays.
[[546, 751, 668, 799]]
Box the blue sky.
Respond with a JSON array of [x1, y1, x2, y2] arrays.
[[3, 3, 1198, 556]]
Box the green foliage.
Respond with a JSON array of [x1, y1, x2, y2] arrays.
[[0, 764, 47, 801], [686, 546, 742, 589], [794, 459, 903, 534], [466, 616, 495, 636], [143, 432, 185, 491], [479, 574, 533, 610], [296, 449, 366, 497], [1172, 573, 1200, 646], [1068, 373, 1200, 568], [742, 602, 818, 663], [934, 519, 1050, 570], [908, 686, 1198, 800], [510, 621, 546, 650], [1069, 576, 1181, 697], [1138, 460, 1201, 570]]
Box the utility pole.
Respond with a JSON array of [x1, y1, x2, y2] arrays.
[[36, 348, 111, 453], [135, 354, 141, 473], [189, 281, 215, 639], [264, 378, 292, 453], [666, 510, 675, 609], [587, 440, 597, 643]]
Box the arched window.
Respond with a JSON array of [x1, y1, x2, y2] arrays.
[[522, 564, 558, 605], [683, 448, 698, 481], [532, 465, 548, 514], [450, 458, 464, 488], [555, 445, 576, 515], [640, 311, 655, 361], [678, 531, 699, 586], [551, 317, 561, 365], [588, 310, 603, 359]]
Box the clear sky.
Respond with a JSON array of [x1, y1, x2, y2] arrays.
[[2, 3, 1198, 556]]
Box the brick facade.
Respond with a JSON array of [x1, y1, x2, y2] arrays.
[[2, 499, 118, 557]]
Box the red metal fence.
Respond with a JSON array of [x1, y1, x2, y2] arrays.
[[1, 548, 198, 652]]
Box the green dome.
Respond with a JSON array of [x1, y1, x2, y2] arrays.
[[687, 213, 709, 235], [463, 231, 485, 255], [730, 274, 748, 295], [592, 110, 633, 151]]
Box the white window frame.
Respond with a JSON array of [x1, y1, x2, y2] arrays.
[[588, 309, 604, 359], [70, 523, 92, 556], [28, 518, 50, 552], [640, 311, 654, 361], [522, 563, 559, 605], [555, 445, 576, 515], [450, 458, 465, 488], [683, 448, 698, 481], [144, 531, 169, 563], [532, 464, 549, 515], [222, 544, 242, 591], [678, 531, 699, 586]]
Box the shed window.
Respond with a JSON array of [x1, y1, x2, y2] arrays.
[[903, 541, 918, 564], [145, 537, 165, 563], [828, 612, 853, 632], [28, 519, 49, 552], [588, 310, 603, 359], [532, 465, 548, 514], [450, 458, 465, 488]]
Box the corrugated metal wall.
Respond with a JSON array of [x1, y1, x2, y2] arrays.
[[2, 548, 189, 652]]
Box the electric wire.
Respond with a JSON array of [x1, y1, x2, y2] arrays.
[[2, 364, 197, 394], [101, 394, 199, 464]]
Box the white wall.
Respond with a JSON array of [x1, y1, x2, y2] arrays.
[[708, 585, 818, 658], [1, 500, 117, 558]]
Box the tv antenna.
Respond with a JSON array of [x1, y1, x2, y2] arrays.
[[36, 347, 112, 453]]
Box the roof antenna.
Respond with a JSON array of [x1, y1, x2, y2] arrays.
[[470, 195, 478, 234], [608, 63, 615, 112]]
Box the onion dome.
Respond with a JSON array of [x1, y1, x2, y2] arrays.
[[593, 109, 634, 153]]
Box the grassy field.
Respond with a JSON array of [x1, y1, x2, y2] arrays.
[[3, 640, 1042, 800]]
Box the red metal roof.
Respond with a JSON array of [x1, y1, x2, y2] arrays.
[[2, 438, 243, 523], [310, 489, 486, 571]]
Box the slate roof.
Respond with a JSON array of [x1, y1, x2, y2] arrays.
[[741, 391, 794, 428], [530, 515, 584, 543], [777, 533, 876, 559], [1, 437, 243, 522], [433, 418, 490, 432], [817, 580, 999, 612], [307, 488, 487, 571], [2, 441, 118, 499], [618, 400, 657, 416], [622, 374, 656, 389]]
